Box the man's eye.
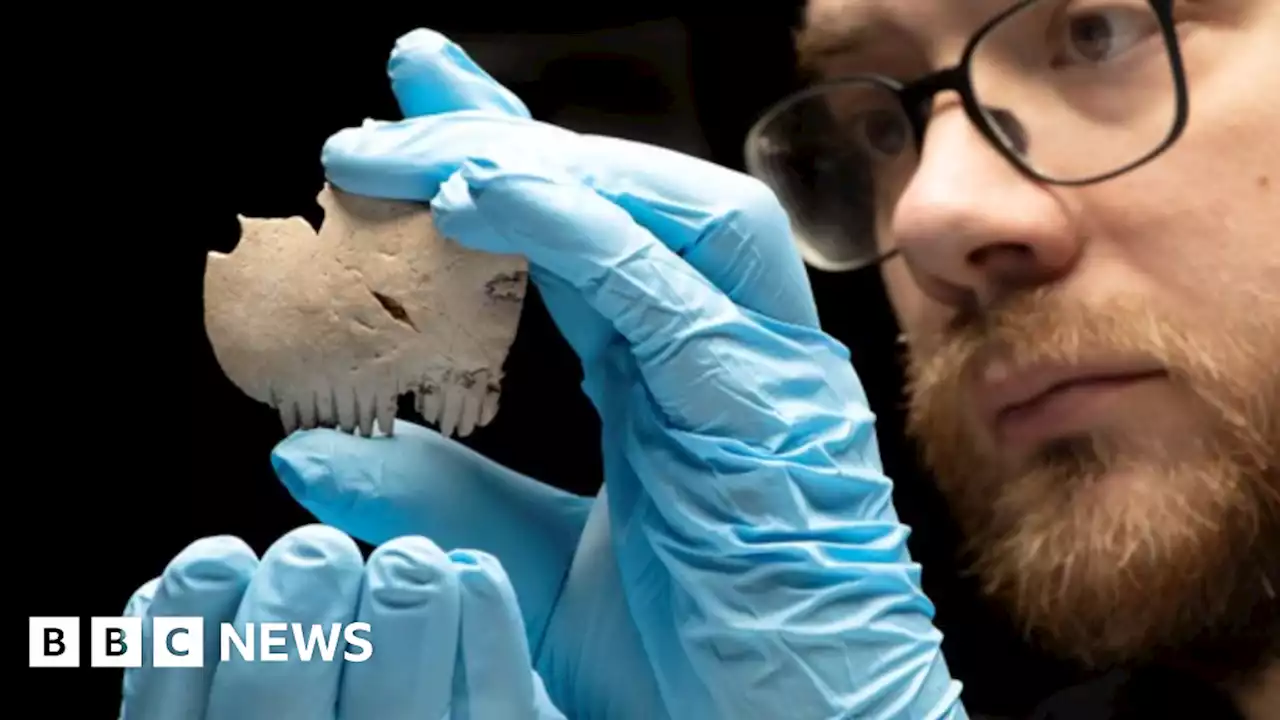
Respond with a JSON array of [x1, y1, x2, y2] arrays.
[[851, 109, 910, 158], [1053, 4, 1160, 66]]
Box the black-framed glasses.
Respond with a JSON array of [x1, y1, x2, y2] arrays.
[[744, 0, 1190, 273]]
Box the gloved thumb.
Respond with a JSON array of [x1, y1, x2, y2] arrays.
[[388, 28, 530, 119], [271, 421, 592, 644]]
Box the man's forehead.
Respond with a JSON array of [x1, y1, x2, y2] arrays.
[[798, 0, 1017, 66], [797, 0, 883, 62]]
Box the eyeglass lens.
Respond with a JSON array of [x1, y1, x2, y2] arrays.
[[748, 0, 1181, 272]]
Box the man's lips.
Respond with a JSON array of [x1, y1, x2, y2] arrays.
[[975, 360, 1168, 442]]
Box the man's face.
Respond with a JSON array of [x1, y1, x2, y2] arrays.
[[799, 0, 1279, 670]]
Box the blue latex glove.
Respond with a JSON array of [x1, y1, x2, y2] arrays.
[[273, 29, 967, 719], [118, 525, 565, 719]]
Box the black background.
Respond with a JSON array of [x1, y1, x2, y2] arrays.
[[22, 5, 1077, 716]]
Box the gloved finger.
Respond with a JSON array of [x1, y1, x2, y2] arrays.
[[387, 28, 529, 118], [536, 491, 668, 718], [530, 673, 570, 720], [120, 537, 258, 720], [205, 525, 364, 720], [451, 550, 563, 720], [432, 159, 844, 440], [123, 577, 160, 617], [383, 28, 622, 371], [120, 578, 159, 719], [271, 422, 591, 649], [336, 536, 460, 720], [530, 265, 621, 383], [323, 116, 818, 328], [584, 134, 819, 329]]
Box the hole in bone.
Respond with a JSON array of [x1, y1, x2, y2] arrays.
[[486, 271, 529, 301], [369, 289, 418, 332]]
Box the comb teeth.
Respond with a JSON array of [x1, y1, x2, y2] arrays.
[[274, 381, 399, 438], [204, 184, 527, 440], [271, 370, 501, 439], [413, 370, 500, 439]]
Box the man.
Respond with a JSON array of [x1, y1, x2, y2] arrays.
[[130, 0, 1276, 717], [780, 0, 1279, 713]]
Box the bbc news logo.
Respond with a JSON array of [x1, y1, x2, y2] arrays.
[[29, 617, 373, 668]]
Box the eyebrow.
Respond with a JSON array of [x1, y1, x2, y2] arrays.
[[793, 9, 885, 75]]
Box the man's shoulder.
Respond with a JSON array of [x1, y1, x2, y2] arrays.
[[1002, 666, 1244, 720]]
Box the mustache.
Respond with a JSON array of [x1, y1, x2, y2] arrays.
[[905, 290, 1167, 390], [902, 288, 1276, 461]]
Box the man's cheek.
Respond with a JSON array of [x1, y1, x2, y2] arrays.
[[881, 260, 922, 336]]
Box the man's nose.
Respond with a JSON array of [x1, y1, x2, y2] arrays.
[[890, 109, 1082, 308]]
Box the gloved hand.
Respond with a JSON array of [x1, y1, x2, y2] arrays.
[[118, 525, 565, 719], [272, 29, 967, 719]]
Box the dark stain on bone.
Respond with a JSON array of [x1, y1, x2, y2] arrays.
[[370, 290, 419, 331], [485, 271, 528, 301]]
